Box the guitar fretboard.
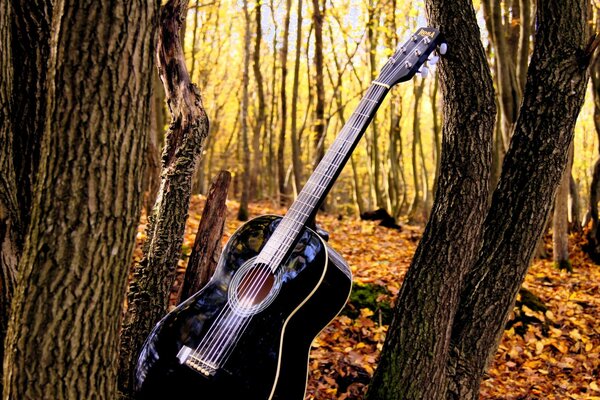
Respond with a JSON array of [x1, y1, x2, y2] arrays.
[[257, 83, 389, 270]]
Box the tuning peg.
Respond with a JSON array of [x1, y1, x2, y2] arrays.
[[428, 54, 440, 66], [418, 66, 429, 78], [439, 43, 448, 55]]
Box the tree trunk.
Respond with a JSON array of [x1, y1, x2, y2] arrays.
[[9, 0, 52, 232], [570, 173, 582, 233], [482, 0, 521, 143], [291, 0, 304, 192], [145, 73, 166, 213], [366, 0, 496, 397], [178, 171, 230, 303], [447, 1, 589, 397], [367, 1, 384, 209], [408, 79, 426, 222], [237, 0, 252, 221], [3, 0, 157, 397], [312, 0, 325, 169], [251, 0, 266, 198], [553, 143, 572, 271], [277, 0, 293, 204], [0, 3, 19, 388], [118, 0, 210, 394], [517, 0, 532, 91]]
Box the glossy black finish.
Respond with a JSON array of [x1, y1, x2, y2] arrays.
[[134, 216, 352, 400]]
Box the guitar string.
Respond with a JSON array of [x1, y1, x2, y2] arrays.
[[195, 84, 388, 366], [191, 35, 430, 367]]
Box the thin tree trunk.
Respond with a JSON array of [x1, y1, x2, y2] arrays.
[[3, 0, 157, 397], [312, 0, 325, 169], [277, 0, 293, 204], [447, 1, 589, 397], [178, 171, 230, 303], [145, 73, 165, 213], [367, 1, 384, 209], [408, 79, 426, 222], [553, 143, 573, 271], [0, 3, 19, 388], [517, 0, 532, 91], [237, 0, 252, 221], [366, 0, 496, 397], [251, 0, 266, 198], [291, 0, 304, 192], [118, 0, 210, 394], [431, 73, 442, 196], [482, 0, 521, 146], [570, 173, 582, 233]]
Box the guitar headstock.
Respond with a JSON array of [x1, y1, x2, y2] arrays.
[[375, 27, 446, 87]]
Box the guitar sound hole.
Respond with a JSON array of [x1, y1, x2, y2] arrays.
[[236, 266, 275, 307]]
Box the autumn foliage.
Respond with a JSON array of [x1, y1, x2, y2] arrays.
[[133, 196, 600, 399]]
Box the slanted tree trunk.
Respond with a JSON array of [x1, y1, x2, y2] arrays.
[[0, 2, 19, 385], [118, 0, 210, 394], [447, 1, 589, 397], [9, 0, 52, 231], [3, 0, 158, 397], [366, 0, 496, 396], [178, 171, 230, 303]]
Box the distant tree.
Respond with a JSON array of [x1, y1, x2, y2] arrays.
[[277, 0, 293, 204], [237, 0, 252, 221], [1, 0, 158, 398], [368, 0, 591, 399]]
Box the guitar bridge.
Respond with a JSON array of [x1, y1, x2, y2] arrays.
[[177, 346, 218, 376]]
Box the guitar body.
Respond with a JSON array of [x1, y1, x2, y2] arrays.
[[134, 215, 352, 400]]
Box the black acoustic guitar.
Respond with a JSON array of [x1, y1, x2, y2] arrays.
[[134, 27, 446, 400]]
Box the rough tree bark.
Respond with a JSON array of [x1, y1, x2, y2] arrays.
[[178, 171, 230, 303], [9, 0, 52, 231], [0, 2, 53, 379], [447, 1, 590, 397], [118, 0, 210, 394], [2, 0, 158, 397], [0, 2, 18, 385], [366, 0, 496, 397]]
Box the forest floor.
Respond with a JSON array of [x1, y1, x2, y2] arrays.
[[135, 195, 600, 400]]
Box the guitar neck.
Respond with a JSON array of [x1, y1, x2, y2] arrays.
[[258, 82, 390, 269]]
